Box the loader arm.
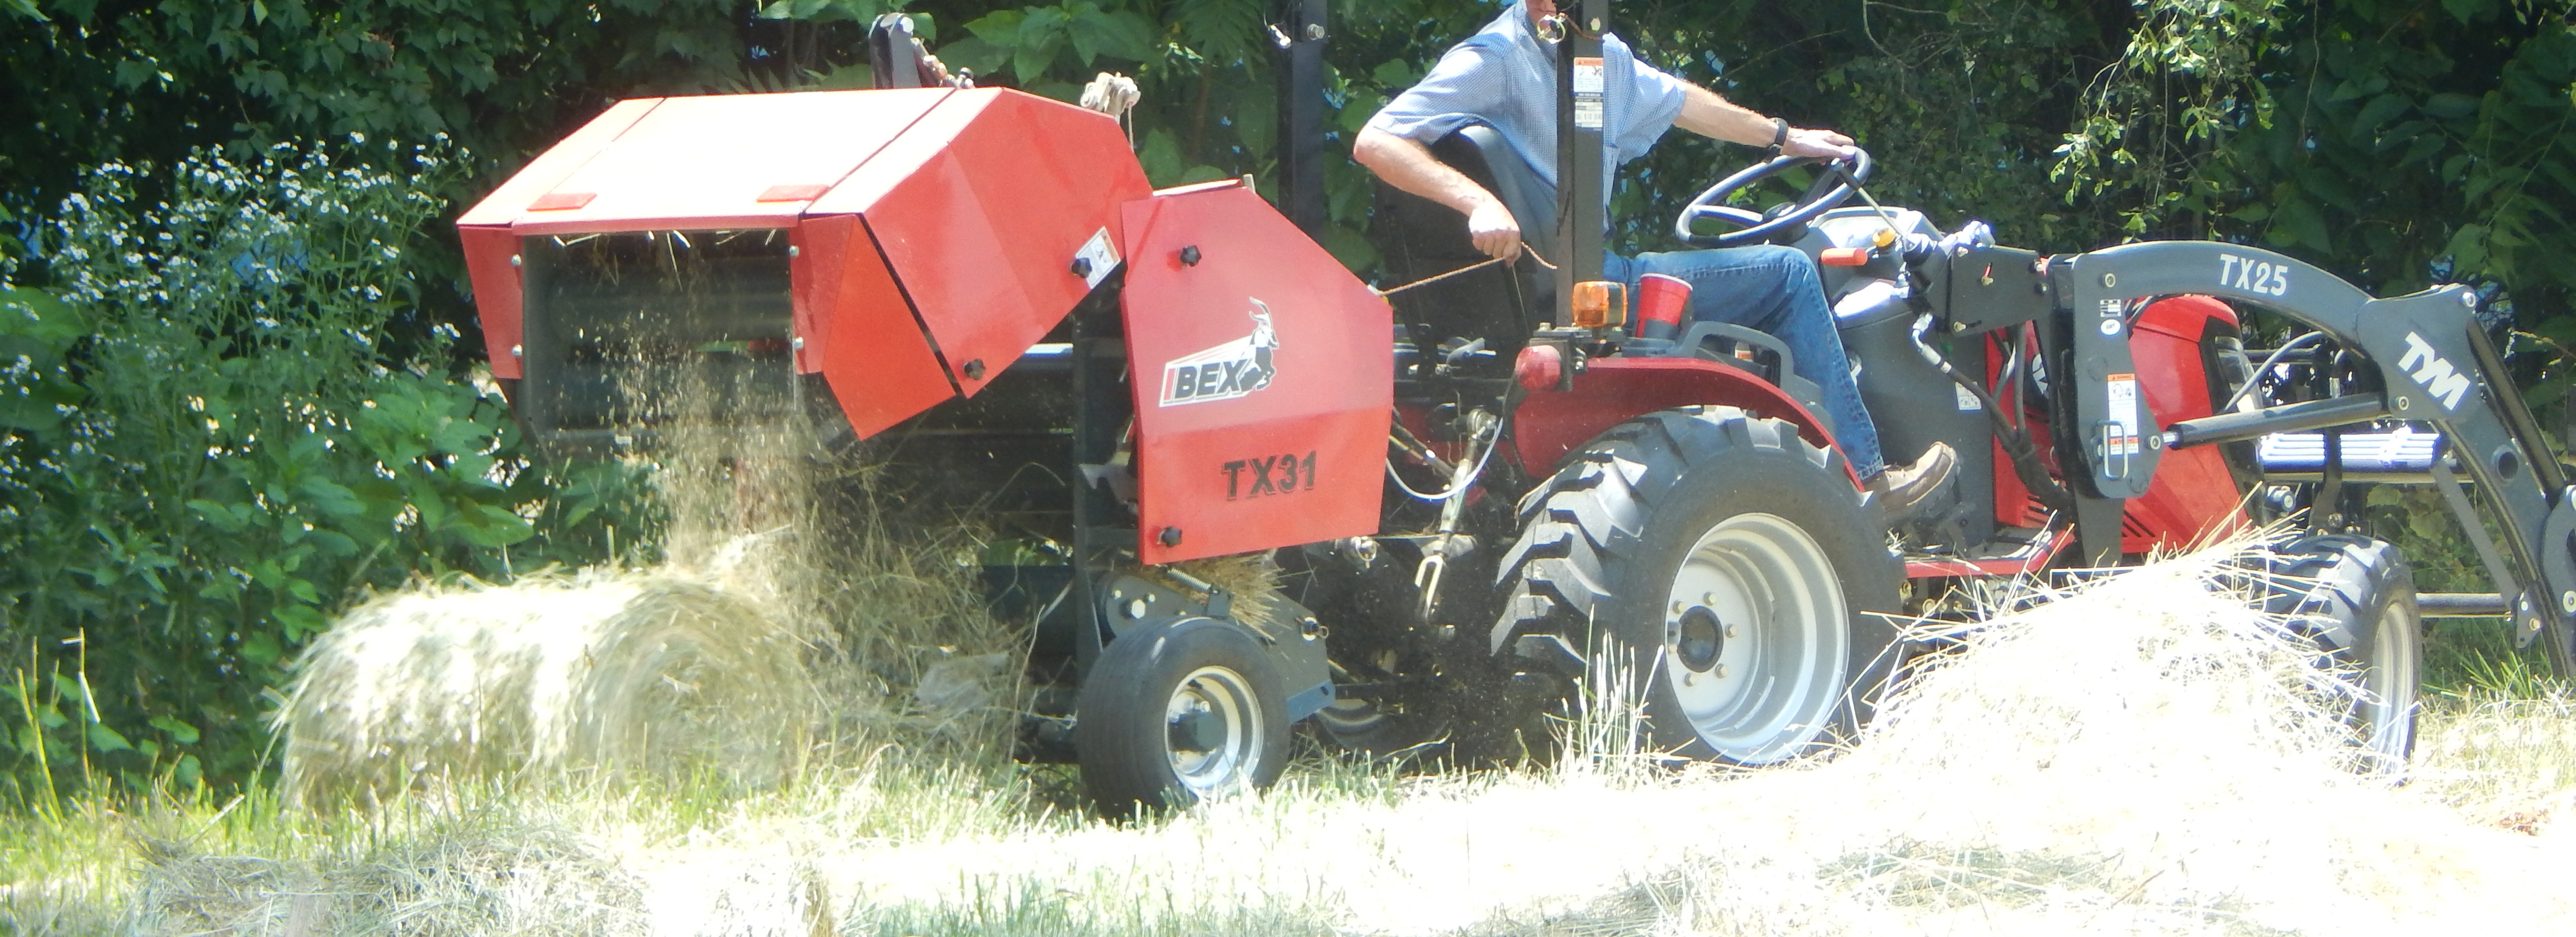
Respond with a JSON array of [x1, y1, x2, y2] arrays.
[[1950, 240, 2576, 657]]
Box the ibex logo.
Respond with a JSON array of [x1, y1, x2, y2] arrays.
[[1159, 300, 1280, 406], [2398, 332, 2472, 410]]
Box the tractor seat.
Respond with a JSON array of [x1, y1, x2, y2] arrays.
[[1443, 125, 1559, 267], [1372, 124, 1557, 367]]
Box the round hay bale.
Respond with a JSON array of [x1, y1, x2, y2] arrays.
[[276, 570, 820, 808]]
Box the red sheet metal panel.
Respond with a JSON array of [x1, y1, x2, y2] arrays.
[[457, 225, 525, 379], [2122, 296, 2249, 552], [508, 89, 951, 235], [1510, 357, 1850, 483], [789, 216, 853, 375], [1120, 183, 1391, 564], [818, 217, 960, 438], [457, 98, 662, 228], [813, 89, 1150, 397]]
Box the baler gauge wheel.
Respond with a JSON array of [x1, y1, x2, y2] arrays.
[[1076, 617, 1290, 817]]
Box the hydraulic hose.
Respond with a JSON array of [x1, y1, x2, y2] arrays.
[[1910, 313, 2075, 514]]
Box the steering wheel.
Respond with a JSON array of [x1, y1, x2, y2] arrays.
[[1673, 149, 1874, 248]]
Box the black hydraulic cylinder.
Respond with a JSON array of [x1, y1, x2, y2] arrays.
[[2162, 395, 2389, 450]]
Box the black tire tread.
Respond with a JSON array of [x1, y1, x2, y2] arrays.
[[2261, 533, 2414, 659]]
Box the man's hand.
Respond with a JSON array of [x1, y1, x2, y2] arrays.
[[1782, 126, 1857, 161], [1467, 196, 1523, 262]]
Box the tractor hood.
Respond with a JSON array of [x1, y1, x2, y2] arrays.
[[456, 87, 1150, 442]]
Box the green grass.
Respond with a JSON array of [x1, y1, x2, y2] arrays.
[[2423, 616, 2571, 700]]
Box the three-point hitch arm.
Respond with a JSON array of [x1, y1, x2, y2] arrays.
[[1945, 239, 2576, 660]]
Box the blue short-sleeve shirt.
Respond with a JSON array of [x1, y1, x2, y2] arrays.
[[1365, 2, 1688, 211]]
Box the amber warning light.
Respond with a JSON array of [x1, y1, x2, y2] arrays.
[[1570, 280, 1628, 329]]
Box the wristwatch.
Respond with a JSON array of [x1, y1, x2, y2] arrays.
[[1763, 117, 1789, 160]]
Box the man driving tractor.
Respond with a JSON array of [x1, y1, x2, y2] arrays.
[[1352, 0, 1957, 519]]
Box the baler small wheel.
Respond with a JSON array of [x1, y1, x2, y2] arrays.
[[2262, 534, 2423, 774], [1076, 617, 1290, 817]]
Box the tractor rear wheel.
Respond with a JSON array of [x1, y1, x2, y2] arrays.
[[1076, 616, 1290, 817], [2262, 533, 2421, 774], [1494, 408, 1905, 763]]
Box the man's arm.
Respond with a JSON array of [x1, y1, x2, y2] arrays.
[[1353, 127, 1526, 262], [1673, 83, 1854, 159]]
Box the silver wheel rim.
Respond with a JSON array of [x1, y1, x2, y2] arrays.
[[1660, 512, 1849, 763], [1166, 665, 1262, 796], [2354, 600, 2419, 773]]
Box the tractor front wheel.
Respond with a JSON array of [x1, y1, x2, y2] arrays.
[[1076, 617, 1290, 817], [1495, 408, 1905, 763], [2263, 533, 2422, 774]]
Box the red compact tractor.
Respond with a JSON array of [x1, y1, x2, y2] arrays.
[[460, 3, 2576, 812]]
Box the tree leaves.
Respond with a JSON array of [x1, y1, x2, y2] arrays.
[[2440, 0, 2497, 23], [958, 3, 1156, 85], [3, 140, 654, 798]]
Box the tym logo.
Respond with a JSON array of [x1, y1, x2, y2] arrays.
[[1159, 300, 1280, 406], [2398, 332, 2473, 410]]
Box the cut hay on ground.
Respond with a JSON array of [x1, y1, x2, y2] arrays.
[[126, 541, 2561, 936], [274, 570, 821, 807]]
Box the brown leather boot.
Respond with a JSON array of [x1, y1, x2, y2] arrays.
[[1867, 441, 1957, 524]]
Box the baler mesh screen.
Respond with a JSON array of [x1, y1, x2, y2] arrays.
[[517, 229, 805, 449]]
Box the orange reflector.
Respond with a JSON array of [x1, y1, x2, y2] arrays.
[[1570, 280, 1627, 329], [1820, 247, 1872, 267]]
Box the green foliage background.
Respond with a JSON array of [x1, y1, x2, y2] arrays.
[[4, 0, 2573, 800]]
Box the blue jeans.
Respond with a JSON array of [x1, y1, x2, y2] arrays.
[[1604, 245, 1887, 479]]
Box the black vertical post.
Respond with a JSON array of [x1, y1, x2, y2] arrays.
[[1275, 0, 1329, 240], [1553, 0, 1609, 320]]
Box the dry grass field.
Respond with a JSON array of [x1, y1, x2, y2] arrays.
[[6, 537, 2574, 936]]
